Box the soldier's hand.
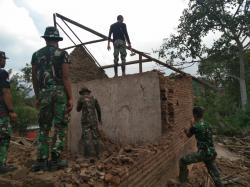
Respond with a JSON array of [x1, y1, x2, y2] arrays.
[[67, 99, 73, 113], [9, 112, 17, 122], [107, 45, 111, 51], [128, 44, 132, 50]]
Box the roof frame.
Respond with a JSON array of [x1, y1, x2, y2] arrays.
[[53, 13, 219, 91]]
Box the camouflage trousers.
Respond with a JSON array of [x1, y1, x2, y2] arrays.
[[81, 124, 100, 157], [179, 151, 223, 187], [37, 87, 68, 160], [0, 116, 11, 165], [113, 39, 127, 75]]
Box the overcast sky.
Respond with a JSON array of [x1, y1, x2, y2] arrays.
[[0, 0, 197, 76]]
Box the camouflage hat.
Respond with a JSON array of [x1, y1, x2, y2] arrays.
[[42, 26, 63, 41], [0, 51, 8, 59], [79, 86, 91, 95]]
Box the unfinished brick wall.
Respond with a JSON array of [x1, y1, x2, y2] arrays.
[[69, 46, 107, 83], [118, 74, 197, 186]]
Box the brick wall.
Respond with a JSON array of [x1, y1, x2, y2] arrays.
[[69, 46, 107, 83], [118, 74, 199, 186]]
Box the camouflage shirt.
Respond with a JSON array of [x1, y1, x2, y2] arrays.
[[77, 94, 101, 126], [189, 120, 216, 155], [0, 69, 10, 117], [31, 45, 70, 91]]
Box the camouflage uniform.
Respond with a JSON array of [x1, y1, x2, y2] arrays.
[[179, 121, 223, 187], [108, 17, 131, 76], [31, 43, 70, 162], [0, 68, 11, 166], [76, 88, 101, 158], [113, 39, 127, 69]]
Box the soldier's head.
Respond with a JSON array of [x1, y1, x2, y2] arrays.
[[193, 106, 204, 120], [79, 86, 91, 95], [117, 15, 124, 22], [0, 51, 8, 68], [42, 26, 63, 44]]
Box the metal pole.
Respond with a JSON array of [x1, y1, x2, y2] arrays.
[[139, 54, 142, 73], [62, 39, 107, 50], [56, 23, 76, 45], [101, 59, 151, 69], [53, 13, 57, 28]]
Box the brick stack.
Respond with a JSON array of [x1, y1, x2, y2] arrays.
[[69, 46, 107, 83]]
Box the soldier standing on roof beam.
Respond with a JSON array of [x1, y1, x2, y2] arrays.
[[107, 15, 132, 77]]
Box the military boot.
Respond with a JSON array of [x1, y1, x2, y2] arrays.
[[84, 144, 91, 158], [0, 164, 17, 174], [94, 143, 100, 159], [49, 152, 68, 171], [31, 159, 49, 172]]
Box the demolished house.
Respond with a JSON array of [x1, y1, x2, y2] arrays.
[[0, 14, 219, 187], [67, 46, 213, 186]]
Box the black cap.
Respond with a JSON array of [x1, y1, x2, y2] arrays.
[[0, 51, 8, 59], [79, 86, 91, 95]]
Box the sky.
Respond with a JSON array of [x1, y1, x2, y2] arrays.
[[0, 0, 197, 77]]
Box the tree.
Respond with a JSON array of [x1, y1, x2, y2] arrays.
[[159, 0, 250, 108], [8, 66, 38, 135]]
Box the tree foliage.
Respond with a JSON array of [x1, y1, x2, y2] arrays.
[[9, 64, 37, 135], [159, 0, 250, 107], [193, 50, 250, 135]]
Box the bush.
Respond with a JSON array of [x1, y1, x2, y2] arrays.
[[14, 105, 38, 136]]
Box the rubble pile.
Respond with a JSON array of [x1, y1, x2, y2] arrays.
[[216, 136, 250, 186], [2, 135, 250, 186]]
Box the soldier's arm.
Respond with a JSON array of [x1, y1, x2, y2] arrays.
[[31, 64, 39, 99], [107, 25, 112, 50], [76, 98, 82, 112], [31, 53, 39, 99], [61, 52, 73, 113], [62, 63, 73, 112], [123, 24, 131, 47], [185, 126, 195, 138], [3, 89, 17, 122], [95, 99, 102, 123], [1, 74, 17, 122]]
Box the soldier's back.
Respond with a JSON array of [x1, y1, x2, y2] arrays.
[[80, 95, 97, 125]]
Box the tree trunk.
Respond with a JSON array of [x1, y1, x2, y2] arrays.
[[239, 52, 248, 108]]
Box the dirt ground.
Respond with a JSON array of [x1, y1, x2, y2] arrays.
[[169, 136, 250, 187], [1, 136, 250, 187]]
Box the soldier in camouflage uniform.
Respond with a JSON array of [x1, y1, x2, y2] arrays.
[[179, 106, 223, 187], [0, 51, 17, 173], [31, 27, 73, 171], [76, 86, 102, 158], [107, 15, 132, 77]]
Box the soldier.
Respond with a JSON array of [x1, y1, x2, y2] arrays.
[[107, 15, 131, 77], [31, 26, 73, 171], [76, 86, 102, 158], [179, 106, 223, 187], [0, 51, 17, 173]]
